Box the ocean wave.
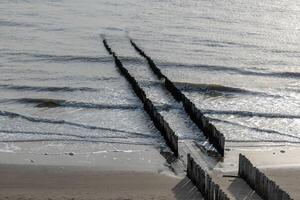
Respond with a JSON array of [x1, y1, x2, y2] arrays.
[[175, 82, 279, 98], [3, 51, 143, 64], [119, 56, 145, 64], [0, 20, 35, 28], [0, 110, 154, 136], [285, 88, 300, 93], [0, 76, 118, 83], [3, 52, 111, 63], [203, 109, 300, 119], [190, 38, 260, 49], [33, 76, 118, 82], [0, 138, 157, 146], [141, 80, 279, 98], [210, 117, 300, 140], [158, 61, 300, 79], [1, 98, 179, 111], [0, 129, 158, 140], [13, 98, 141, 110], [0, 84, 98, 92]]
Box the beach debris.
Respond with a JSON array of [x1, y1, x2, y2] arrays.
[[280, 150, 285, 153], [65, 152, 75, 156]]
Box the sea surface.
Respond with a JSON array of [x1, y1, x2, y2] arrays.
[[0, 0, 299, 153]]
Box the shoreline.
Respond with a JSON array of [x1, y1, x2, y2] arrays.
[[1, 142, 300, 199], [0, 141, 192, 200], [0, 142, 175, 173]]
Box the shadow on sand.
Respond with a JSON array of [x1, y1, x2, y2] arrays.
[[172, 176, 203, 200], [226, 176, 262, 200]]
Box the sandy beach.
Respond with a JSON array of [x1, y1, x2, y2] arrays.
[[0, 142, 203, 200], [0, 164, 187, 200], [212, 147, 300, 199], [1, 0, 300, 199], [1, 144, 300, 199]]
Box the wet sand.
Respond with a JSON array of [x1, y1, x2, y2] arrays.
[[0, 164, 188, 200], [0, 142, 203, 200], [1, 143, 300, 199]]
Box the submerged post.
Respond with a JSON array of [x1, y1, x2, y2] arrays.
[[102, 38, 179, 158], [130, 39, 226, 157]]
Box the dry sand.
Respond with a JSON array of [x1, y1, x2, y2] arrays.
[[245, 148, 300, 200], [213, 147, 300, 199]]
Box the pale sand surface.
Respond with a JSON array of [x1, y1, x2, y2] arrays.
[[212, 175, 262, 200], [177, 141, 300, 200], [180, 141, 262, 200], [0, 142, 203, 200], [262, 168, 300, 200], [0, 142, 173, 172], [228, 147, 300, 169], [0, 164, 198, 200], [213, 147, 300, 199], [1, 142, 300, 199], [245, 148, 300, 200]]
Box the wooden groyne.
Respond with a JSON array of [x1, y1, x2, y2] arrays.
[[130, 40, 225, 156], [103, 39, 179, 157], [187, 154, 230, 200], [238, 154, 292, 200]]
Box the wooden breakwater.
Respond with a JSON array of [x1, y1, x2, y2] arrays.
[[130, 40, 225, 156], [187, 154, 230, 200], [103, 39, 179, 157], [238, 154, 292, 200]]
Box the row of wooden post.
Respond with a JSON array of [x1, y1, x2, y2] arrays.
[[187, 154, 230, 200], [103, 39, 179, 157], [104, 38, 292, 200], [130, 40, 225, 156], [130, 41, 164, 79], [181, 92, 225, 156], [238, 154, 292, 200]]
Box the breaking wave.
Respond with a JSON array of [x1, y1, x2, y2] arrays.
[[0, 84, 98, 92]]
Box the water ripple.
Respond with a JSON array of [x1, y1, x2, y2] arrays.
[[0, 84, 98, 92], [0, 110, 153, 136], [159, 62, 300, 79]]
